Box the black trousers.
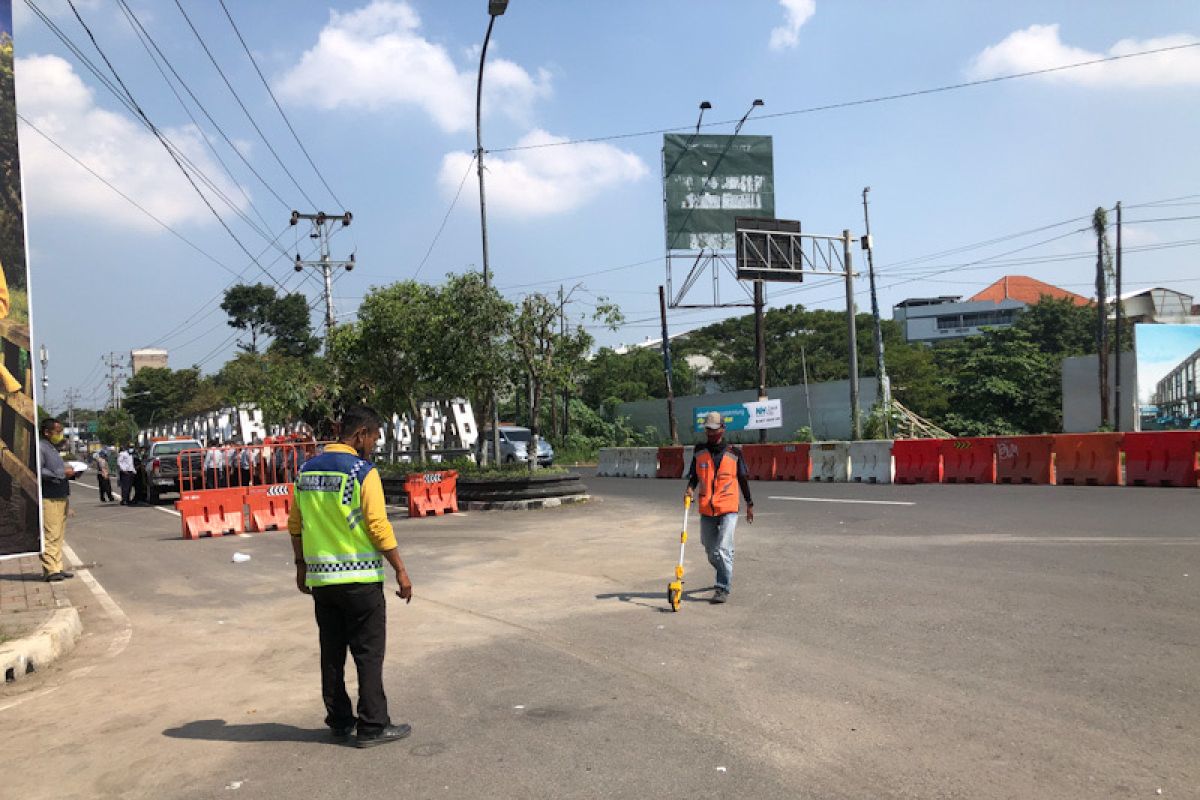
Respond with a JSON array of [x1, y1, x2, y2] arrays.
[[119, 471, 134, 503], [98, 476, 114, 502], [312, 582, 390, 734]]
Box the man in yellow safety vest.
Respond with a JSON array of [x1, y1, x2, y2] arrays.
[[289, 405, 414, 748], [684, 411, 754, 604]]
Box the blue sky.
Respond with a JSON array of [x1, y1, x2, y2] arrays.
[[9, 0, 1200, 413]]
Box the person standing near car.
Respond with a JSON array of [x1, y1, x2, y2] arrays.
[[683, 411, 754, 604], [117, 443, 136, 505], [94, 447, 114, 503], [38, 418, 75, 582], [289, 405, 414, 748]]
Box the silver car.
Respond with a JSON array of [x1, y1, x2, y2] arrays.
[[479, 426, 554, 466]]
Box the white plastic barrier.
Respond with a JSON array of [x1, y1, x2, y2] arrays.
[[849, 440, 894, 484], [810, 441, 850, 482], [630, 447, 659, 478], [615, 447, 638, 477], [596, 448, 621, 477]]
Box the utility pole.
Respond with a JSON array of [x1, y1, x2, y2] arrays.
[[65, 388, 79, 451], [291, 210, 354, 354], [658, 285, 679, 445], [559, 285, 571, 440], [861, 187, 890, 437], [103, 352, 126, 409], [754, 280, 768, 443], [844, 230, 861, 440], [1114, 201, 1123, 431]]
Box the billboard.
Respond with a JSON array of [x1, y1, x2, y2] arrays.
[[0, 0, 41, 559], [663, 133, 774, 251], [1135, 323, 1200, 431], [692, 399, 783, 433], [734, 216, 803, 283]]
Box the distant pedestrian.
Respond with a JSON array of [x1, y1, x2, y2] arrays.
[[237, 439, 253, 487], [94, 447, 114, 502], [38, 418, 76, 582], [684, 411, 754, 604], [203, 441, 226, 489], [289, 405, 413, 748], [117, 444, 136, 505]]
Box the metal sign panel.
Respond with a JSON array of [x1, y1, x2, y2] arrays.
[[692, 400, 783, 432], [735, 216, 804, 283], [663, 134, 774, 251]]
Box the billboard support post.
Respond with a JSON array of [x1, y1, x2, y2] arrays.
[[1114, 201, 1123, 432], [755, 280, 767, 443], [658, 285, 679, 445], [844, 230, 861, 441]]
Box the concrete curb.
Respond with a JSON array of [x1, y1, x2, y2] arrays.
[[462, 494, 591, 512], [0, 605, 82, 684]]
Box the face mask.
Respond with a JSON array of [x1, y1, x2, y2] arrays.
[[49, 432, 65, 445]]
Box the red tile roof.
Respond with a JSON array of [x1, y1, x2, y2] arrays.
[[969, 275, 1090, 307]]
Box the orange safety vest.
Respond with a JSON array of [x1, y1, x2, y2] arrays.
[[696, 448, 740, 516]]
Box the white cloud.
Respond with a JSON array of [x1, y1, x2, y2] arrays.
[[769, 0, 815, 51], [275, 0, 551, 132], [968, 24, 1200, 87], [438, 130, 647, 218], [15, 54, 248, 230]]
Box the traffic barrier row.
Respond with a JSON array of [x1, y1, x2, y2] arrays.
[[404, 470, 458, 517], [601, 432, 1200, 488]]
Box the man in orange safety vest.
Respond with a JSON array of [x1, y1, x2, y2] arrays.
[[683, 411, 754, 604]]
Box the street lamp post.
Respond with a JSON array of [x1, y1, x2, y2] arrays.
[[476, 0, 508, 465]]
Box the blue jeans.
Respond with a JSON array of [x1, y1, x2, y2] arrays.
[[700, 512, 737, 592]]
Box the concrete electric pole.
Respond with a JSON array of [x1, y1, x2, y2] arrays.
[[861, 187, 891, 437], [291, 210, 354, 354]]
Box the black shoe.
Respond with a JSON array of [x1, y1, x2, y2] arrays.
[[45, 572, 65, 582], [330, 723, 356, 741], [711, 588, 729, 604], [60, 570, 75, 579], [355, 723, 412, 748]]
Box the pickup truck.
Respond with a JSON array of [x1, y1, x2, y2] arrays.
[[145, 439, 204, 503]]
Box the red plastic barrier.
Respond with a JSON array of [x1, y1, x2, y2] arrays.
[[740, 444, 776, 481], [1122, 431, 1200, 488], [995, 436, 1055, 485], [776, 443, 810, 481], [175, 488, 245, 539], [893, 439, 943, 484], [245, 483, 294, 532], [940, 437, 996, 484], [406, 470, 459, 517], [656, 446, 685, 479], [1052, 433, 1124, 486]]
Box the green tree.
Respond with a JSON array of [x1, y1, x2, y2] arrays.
[[221, 283, 278, 353], [123, 367, 207, 427], [0, 33, 26, 292], [216, 351, 339, 432], [267, 292, 320, 358], [97, 407, 138, 447], [581, 346, 697, 408]]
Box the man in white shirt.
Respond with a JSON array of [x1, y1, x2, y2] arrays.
[[117, 445, 136, 505], [204, 441, 226, 489]]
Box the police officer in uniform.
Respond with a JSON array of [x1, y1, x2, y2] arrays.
[[288, 405, 414, 747], [684, 411, 754, 603]]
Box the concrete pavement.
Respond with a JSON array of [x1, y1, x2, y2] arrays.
[[1, 473, 1197, 798]]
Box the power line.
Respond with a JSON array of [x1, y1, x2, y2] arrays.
[[490, 41, 1200, 154], [413, 153, 476, 279], [173, 0, 319, 210], [216, 0, 344, 210]]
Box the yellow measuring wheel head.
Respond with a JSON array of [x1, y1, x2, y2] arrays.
[[667, 580, 683, 612]]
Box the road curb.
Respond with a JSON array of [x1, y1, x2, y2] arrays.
[[0, 605, 82, 684], [461, 494, 591, 512]]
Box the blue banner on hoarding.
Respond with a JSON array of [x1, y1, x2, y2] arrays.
[[692, 400, 783, 432]]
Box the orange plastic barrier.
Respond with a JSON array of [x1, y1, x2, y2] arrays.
[[775, 443, 810, 481], [892, 439, 943, 484], [175, 488, 245, 539], [656, 446, 685, 479], [406, 470, 459, 517], [1052, 433, 1123, 486], [940, 437, 996, 484], [1122, 431, 1200, 488], [740, 444, 776, 481], [995, 436, 1054, 485], [245, 483, 294, 532]]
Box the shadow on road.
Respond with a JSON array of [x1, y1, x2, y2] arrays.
[[594, 587, 714, 612], [163, 719, 330, 744]]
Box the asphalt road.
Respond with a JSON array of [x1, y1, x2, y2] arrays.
[[2, 472, 1198, 799]]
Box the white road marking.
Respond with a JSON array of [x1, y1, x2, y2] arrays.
[[768, 496, 916, 506], [153, 506, 182, 518]]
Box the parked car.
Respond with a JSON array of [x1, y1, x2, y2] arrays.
[[144, 438, 204, 503], [478, 426, 554, 466]]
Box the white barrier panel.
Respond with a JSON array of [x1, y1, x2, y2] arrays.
[[811, 441, 850, 482], [630, 447, 659, 478], [849, 440, 894, 484], [597, 448, 621, 477], [613, 447, 635, 477]]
